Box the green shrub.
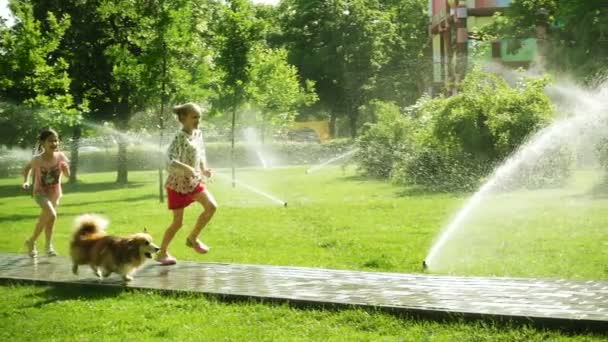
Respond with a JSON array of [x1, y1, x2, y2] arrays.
[[356, 70, 565, 191], [355, 101, 415, 178], [392, 150, 491, 192]]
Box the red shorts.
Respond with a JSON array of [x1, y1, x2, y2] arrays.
[[167, 183, 205, 210]]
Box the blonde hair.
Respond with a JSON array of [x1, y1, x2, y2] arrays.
[[172, 102, 202, 122]]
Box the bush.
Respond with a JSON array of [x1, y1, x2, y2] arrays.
[[392, 150, 491, 192], [355, 70, 564, 191], [431, 70, 554, 160], [355, 101, 415, 178]]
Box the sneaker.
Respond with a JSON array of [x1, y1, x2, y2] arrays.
[[46, 246, 57, 257], [155, 254, 177, 266], [25, 239, 37, 258], [186, 238, 209, 254]]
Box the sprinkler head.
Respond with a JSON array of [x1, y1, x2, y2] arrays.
[[283, 202, 288, 207], [422, 260, 428, 271]]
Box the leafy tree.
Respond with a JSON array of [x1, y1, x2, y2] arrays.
[[31, 0, 110, 183], [0, 1, 80, 148], [373, 0, 430, 107], [246, 45, 317, 142], [213, 0, 264, 186], [279, 0, 428, 137], [97, 0, 213, 184]]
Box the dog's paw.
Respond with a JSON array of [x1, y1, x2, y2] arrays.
[[123, 275, 133, 282], [93, 269, 102, 278]]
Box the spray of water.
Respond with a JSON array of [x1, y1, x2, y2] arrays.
[[424, 81, 608, 270], [215, 172, 287, 207], [306, 148, 359, 174], [82, 121, 166, 151], [243, 127, 269, 168]]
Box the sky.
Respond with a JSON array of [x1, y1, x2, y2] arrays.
[[0, 0, 13, 27]]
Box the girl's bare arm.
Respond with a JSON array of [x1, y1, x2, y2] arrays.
[[60, 152, 71, 177], [22, 161, 32, 189], [169, 160, 196, 176]]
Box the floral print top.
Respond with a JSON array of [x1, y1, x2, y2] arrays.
[[165, 129, 207, 194], [32, 152, 69, 198]]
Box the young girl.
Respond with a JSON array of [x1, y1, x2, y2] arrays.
[[157, 103, 218, 265], [22, 128, 70, 257]]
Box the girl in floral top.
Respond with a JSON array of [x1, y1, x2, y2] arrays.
[[22, 128, 70, 257], [157, 103, 218, 265]]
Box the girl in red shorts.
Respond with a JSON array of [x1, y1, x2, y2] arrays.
[[156, 103, 218, 265]]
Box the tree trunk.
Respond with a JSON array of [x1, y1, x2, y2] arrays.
[[349, 109, 358, 138], [116, 117, 129, 185], [231, 103, 237, 188], [158, 44, 168, 203], [329, 113, 337, 138], [69, 125, 81, 184], [115, 85, 130, 185], [116, 136, 128, 185]]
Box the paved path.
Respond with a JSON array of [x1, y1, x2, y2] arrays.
[[0, 253, 606, 331]]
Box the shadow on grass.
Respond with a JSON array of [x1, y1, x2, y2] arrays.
[[0, 185, 28, 198], [0, 181, 149, 199], [335, 174, 370, 182], [60, 194, 159, 208], [22, 283, 125, 308], [63, 181, 148, 194], [566, 180, 608, 200], [395, 186, 469, 198], [586, 181, 608, 199], [334, 174, 470, 198], [0, 214, 40, 223]]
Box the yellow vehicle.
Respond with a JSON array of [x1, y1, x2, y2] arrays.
[[289, 121, 331, 142]]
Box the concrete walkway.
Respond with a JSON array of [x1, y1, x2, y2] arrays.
[[0, 253, 606, 331]]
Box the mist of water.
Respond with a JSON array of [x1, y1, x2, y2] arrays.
[[306, 148, 359, 174], [82, 121, 166, 151], [243, 127, 270, 168], [215, 172, 287, 207], [424, 81, 608, 271]]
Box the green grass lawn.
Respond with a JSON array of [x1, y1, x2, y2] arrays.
[[0, 166, 461, 274], [2, 283, 605, 341], [0, 166, 606, 340]]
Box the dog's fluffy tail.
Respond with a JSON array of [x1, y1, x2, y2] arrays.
[[72, 214, 108, 240]]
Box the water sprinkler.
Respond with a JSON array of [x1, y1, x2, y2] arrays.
[[283, 202, 288, 207], [422, 260, 428, 271]]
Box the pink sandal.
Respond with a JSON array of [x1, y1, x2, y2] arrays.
[[155, 254, 177, 266], [186, 238, 209, 254]]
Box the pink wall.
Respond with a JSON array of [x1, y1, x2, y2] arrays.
[[475, 0, 511, 8], [432, 0, 446, 15]]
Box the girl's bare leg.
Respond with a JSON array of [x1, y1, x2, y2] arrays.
[[43, 198, 59, 253], [188, 190, 218, 242], [159, 208, 184, 257], [27, 201, 56, 256]]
